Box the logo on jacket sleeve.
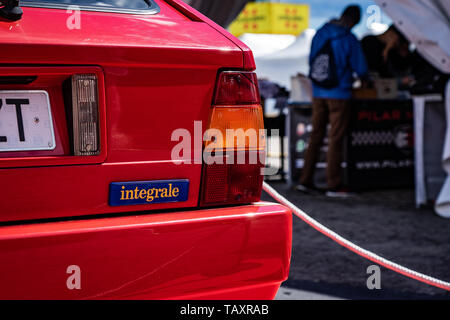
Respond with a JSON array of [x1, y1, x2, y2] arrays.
[[109, 180, 189, 206]]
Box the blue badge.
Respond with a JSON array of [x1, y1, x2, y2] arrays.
[[109, 180, 189, 206]]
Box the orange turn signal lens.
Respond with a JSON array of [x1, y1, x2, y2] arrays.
[[204, 105, 265, 152]]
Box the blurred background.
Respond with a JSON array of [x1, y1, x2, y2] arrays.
[[183, 0, 450, 299]]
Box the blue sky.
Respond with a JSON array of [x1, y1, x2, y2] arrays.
[[256, 0, 392, 38]]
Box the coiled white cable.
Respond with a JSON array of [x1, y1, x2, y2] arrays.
[[263, 181, 450, 291]]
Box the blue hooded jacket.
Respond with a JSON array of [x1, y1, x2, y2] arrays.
[[310, 22, 368, 99]]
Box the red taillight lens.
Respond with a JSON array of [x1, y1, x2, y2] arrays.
[[214, 71, 261, 105], [200, 71, 265, 207], [202, 151, 264, 205]]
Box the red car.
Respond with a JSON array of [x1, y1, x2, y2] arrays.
[[0, 0, 291, 299]]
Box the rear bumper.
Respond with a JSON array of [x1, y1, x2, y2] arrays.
[[0, 202, 292, 299]]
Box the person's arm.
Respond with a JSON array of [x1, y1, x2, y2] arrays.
[[349, 35, 369, 81]]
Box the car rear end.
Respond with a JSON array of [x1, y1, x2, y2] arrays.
[[0, 0, 291, 299]]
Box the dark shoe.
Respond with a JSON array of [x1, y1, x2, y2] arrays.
[[325, 188, 355, 198], [295, 183, 317, 194]]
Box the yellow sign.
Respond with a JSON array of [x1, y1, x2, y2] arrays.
[[229, 3, 309, 37]]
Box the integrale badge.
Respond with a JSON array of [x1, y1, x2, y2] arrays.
[[109, 180, 189, 206]]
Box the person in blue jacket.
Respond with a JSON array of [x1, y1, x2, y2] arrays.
[[297, 5, 368, 197]]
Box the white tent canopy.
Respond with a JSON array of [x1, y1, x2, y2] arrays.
[[375, 0, 450, 74], [239, 33, 297, 58], [243, 29, 316, 90]]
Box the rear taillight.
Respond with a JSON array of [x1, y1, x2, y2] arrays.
[[200, 71, 265, 206], [71, 74, 100, 156], [214, 71, 261, 106]]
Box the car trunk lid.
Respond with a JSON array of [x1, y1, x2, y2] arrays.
[[0, 1, 248, 223]]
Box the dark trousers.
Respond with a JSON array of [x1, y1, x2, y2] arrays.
[[300, 98, 351, 189]]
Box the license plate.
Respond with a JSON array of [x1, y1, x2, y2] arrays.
[[0, 90, 56, 152]]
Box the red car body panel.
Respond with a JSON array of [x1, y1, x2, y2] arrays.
[[0, 202, 292, 300], [165, 0, 257, 70], [0, 0, 292, 299], [0, 3, 244, 222]]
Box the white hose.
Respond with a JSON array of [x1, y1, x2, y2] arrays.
[[263, 181, 450, 291]]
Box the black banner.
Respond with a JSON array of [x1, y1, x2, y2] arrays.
[[347, 99, 414, 189], [3, 300, 448, 318]]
